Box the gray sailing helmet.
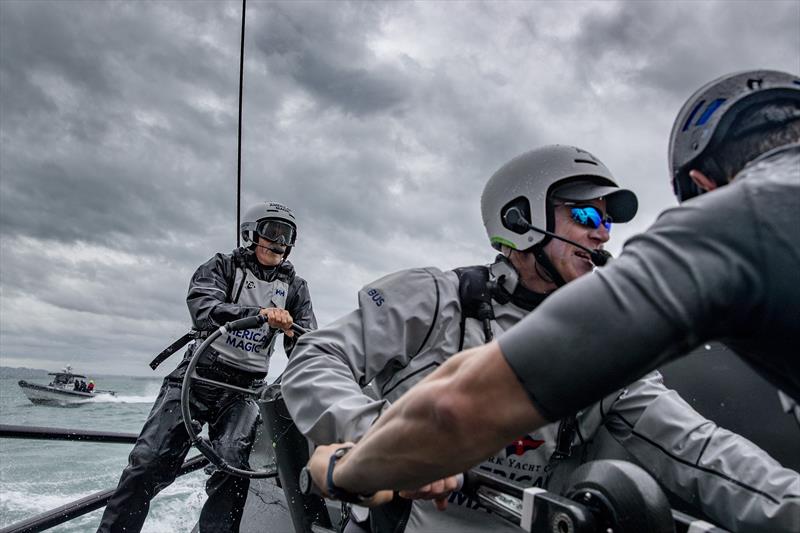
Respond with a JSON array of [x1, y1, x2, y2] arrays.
[[669, 69, 800, 202], [240, 201, 298, 248], [481, 145, 638, 251]]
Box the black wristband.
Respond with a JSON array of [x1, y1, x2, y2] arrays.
[[325, 446, 375, 503]]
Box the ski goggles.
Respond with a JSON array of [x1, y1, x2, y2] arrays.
[[255, 219, 295, 246], [561, 204, 613, 231]]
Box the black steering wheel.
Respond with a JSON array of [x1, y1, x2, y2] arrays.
[[180, 314, 308, 478]]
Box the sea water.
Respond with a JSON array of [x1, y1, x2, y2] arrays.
[[1, 372, 208, 532]]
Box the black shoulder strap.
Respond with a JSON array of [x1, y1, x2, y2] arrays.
[[148, 330, 198, 370], [227, 249, 249, 303], [551, 414, 578, 461], [453, 265, 495, 350]]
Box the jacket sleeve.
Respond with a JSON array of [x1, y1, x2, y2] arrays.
[[283, 277, 317, 357], [186, 253, 260, 331], [602, 372, 800, 533], [281, 267, 452, 445]]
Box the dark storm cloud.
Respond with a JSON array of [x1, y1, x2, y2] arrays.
[[252, 2, 409, 116], [1, 238, 188, 321], [0, 0, 247, 374], [241, 3, 547, 254], [0, 2, 114, 105], [572, 1, 800, 97], [0, 0, 240, 251]]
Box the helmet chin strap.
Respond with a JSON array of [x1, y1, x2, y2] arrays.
[[266, 258, 285, 282], [531, 243, 567, 288]]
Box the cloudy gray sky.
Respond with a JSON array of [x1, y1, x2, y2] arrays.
[[1, 0, 798, 377]]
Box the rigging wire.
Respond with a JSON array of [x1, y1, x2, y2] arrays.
[[236, 0, 247, 247]]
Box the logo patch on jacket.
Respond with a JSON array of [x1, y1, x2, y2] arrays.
[[245, 280, 256, 289], [505, 435, 545, 457], [275, 288, 286, 297], [366, 288, 384, 307]]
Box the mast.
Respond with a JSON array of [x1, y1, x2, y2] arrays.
[[236, 0, 246, 247]]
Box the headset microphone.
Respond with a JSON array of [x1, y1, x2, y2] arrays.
[[255, 242, 287, 255], [590, 248, 612, 266], [503, 207, 612, 267]]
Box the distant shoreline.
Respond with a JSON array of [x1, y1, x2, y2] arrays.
[[0, 366, 48, 379]]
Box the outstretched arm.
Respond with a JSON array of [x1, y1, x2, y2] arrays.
[[307, 341, 548, 498]]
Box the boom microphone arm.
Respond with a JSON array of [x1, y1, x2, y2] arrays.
[[503, 207, 612, 267]]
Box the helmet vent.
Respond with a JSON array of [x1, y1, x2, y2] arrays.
[[681, 100, 706, 131], [574, 159, 598, 166], [695, 99, 727, 126], [747, 78, 763, 90]]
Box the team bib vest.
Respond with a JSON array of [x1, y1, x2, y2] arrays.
[[211, 268, 289, 373]]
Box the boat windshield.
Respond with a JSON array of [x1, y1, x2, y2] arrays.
[[48, 373, 85, 385]]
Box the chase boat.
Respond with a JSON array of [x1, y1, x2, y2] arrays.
[[17, 366, 116, 406]]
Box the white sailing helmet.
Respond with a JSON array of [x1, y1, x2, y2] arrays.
[[240, 201, 298, 248], [480, 145, 637, 251]]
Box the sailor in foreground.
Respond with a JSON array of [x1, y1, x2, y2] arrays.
[[287, 145, 798, 532], [305, 69, 800, 532], [98, 201, 316, 533]]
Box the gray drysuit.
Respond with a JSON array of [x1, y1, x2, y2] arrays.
[[99, 249, 316, 533], [282, 258, 799, 532]]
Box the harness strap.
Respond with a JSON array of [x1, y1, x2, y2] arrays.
[[454, 266, 496, 350], [551, 414, 578, 461], [149, 330, 201, 370], [531, 243, 566, 288]]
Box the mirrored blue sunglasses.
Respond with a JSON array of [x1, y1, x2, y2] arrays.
[[566, 205, 612, 231]]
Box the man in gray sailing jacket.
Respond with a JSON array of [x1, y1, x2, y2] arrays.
[[305, 70, 800, 533], [284, 145, 798, 532], [98, 201, 316, 533]]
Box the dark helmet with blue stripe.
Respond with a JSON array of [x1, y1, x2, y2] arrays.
[[669, 69, 800, 202]]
